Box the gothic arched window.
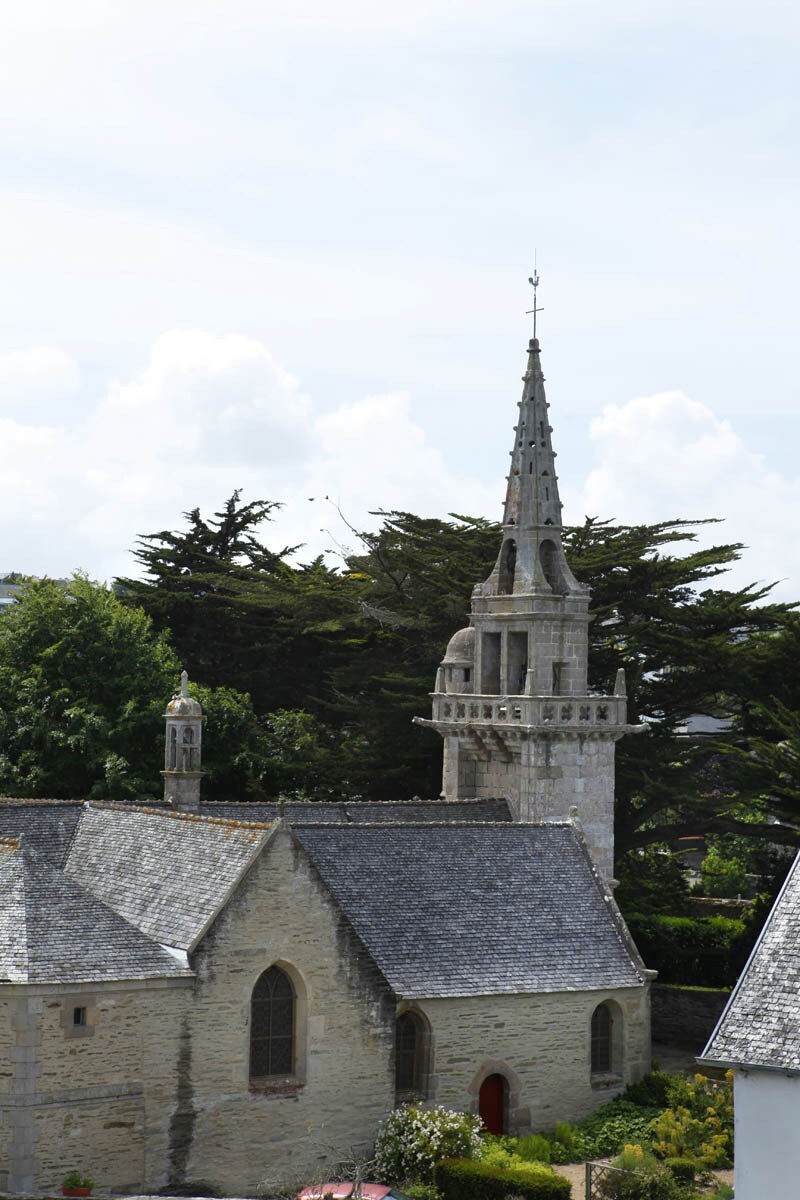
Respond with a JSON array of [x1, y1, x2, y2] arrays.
[[591, 1002, 612, 1074], [395, 1010, 429, 1099], [250, 966, 295, 1079]]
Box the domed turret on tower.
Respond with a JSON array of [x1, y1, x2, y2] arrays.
[[162, 670, 204, 811], [436, 627, 476, 695]]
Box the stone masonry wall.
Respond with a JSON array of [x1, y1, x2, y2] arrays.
[[184, 826, 396, 1197], [416, 984, 651, 1133], [0, 980, 189, 1194], [459, 735, 617, 878], [651, 984, 731, 1052], [0, 995, 12, 1189]]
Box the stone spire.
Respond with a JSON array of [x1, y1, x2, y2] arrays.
[[161, 670, 204, 811], [414, 314, 642, 879], [480, 336, 583, 602]]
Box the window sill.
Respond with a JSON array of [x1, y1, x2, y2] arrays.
[[591, 1071, 623, 1090], [249, 1075, 305, 1097]]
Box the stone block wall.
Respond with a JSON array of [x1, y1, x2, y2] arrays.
[[183, 827, 396, 1197], [457, 734, 617, 877], [415, 984, 650, 1132], [651, 984, 731, 1052], [0, 980, 189, 1194]]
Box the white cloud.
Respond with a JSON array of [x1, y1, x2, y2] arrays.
[[568, 390, 800, 601], [0, 330, 499, 580], [0, 347, 79, 409]]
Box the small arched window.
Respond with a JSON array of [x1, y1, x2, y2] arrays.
[[395, 1011, 426, 1098], [250, 966, 295, 1079], [591, 1002, 612, 1074]]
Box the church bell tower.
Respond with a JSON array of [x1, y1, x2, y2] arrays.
[[415, 307, 639, 878], [162, 670, 204, 811]]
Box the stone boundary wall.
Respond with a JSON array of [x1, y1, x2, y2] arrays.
[[651, 983, 731, 1051]]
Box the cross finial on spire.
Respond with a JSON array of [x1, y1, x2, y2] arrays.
[[180, 669, 189, 698], [526, 260, 543, 340]]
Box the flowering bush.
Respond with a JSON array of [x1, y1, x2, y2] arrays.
[[373, 1104, 483, 1183], [651, 1072, 734, 1169]]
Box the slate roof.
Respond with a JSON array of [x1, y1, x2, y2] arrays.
[[204, 799, 513, 825], [0, 799, 82, 866], [63, 804, 271, 950], [293, 821, 646, 998], [701, 849, 800, 1073], [0, 839, 189, 984]]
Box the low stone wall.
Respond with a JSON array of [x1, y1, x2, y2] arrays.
[[651, 984, 730, 1051]]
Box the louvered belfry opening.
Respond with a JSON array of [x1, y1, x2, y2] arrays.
[[250, 965, 295, 1078]]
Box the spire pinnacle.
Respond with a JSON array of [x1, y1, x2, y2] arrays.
[[180, 669, 189, 698], [526, 260, 543, 340]]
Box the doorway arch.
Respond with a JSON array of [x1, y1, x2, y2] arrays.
[[478, 1073, 507, 1135]]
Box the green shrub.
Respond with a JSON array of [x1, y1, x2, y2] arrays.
[[594, 1145, 686, 1200], [619, 1072, 673, 1110], [625, 913, 747, 986], [373, 1105, 483, 1184], [402, 1184, 442, 1200], [433, 1157, 571, 1200], [577, 1101, 662, 1159], [551, 1123, 583, 1163], [651, 1072, 733, 1169], [663, 1157, 694, 1183], [516, 1134, 552, 1164]]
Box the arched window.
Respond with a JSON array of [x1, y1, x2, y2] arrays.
[[395, 1011, 427, 1098], [167, 726, 177, 770], [591, 1002, 612, 1074], [250, 966, 295, 1079]]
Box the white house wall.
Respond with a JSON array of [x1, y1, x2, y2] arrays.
[[734, 1070, 800, 1200]]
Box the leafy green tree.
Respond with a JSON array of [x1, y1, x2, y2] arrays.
[[117, 491, 363, 718], [562, 517, 796, 852], [0, 574, 178, 799], [0, 575, 268, 802]]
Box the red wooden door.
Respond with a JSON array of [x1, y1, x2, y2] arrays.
[[478, 1073, 506, 1135]]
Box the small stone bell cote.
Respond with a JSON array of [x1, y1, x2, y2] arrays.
[[162, 670, 204, 811]]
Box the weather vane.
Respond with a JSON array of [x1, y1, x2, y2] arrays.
[[526, 257, 543, 339]]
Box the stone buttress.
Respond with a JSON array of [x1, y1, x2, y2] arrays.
[[415, 335, 640, 878]]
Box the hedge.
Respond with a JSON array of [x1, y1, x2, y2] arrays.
[[433, 1157, 571, 1199], [625, 912, 750, 986]]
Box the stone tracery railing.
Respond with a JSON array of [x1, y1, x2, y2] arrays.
[[432, 693, 627, 727]]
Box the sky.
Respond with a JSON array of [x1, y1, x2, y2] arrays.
[[1, 0, 799, 600]]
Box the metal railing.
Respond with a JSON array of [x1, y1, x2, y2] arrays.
[[585, 1160, 640, 1198]]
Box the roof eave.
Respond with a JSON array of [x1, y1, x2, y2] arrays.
[[697, 1055, 800, 1078]]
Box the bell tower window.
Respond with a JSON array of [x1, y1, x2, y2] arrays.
[[497, 539, 517, 595]]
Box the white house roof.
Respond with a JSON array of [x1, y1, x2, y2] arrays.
[[701, 849, 800, 1073]]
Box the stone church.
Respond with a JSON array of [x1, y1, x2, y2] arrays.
[[0, 334, 652, 1196]]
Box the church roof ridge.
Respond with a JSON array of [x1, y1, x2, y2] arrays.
[[289, 817, 574, 830], [87, 799, 273, 833], [0, 796, 83, 807]]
